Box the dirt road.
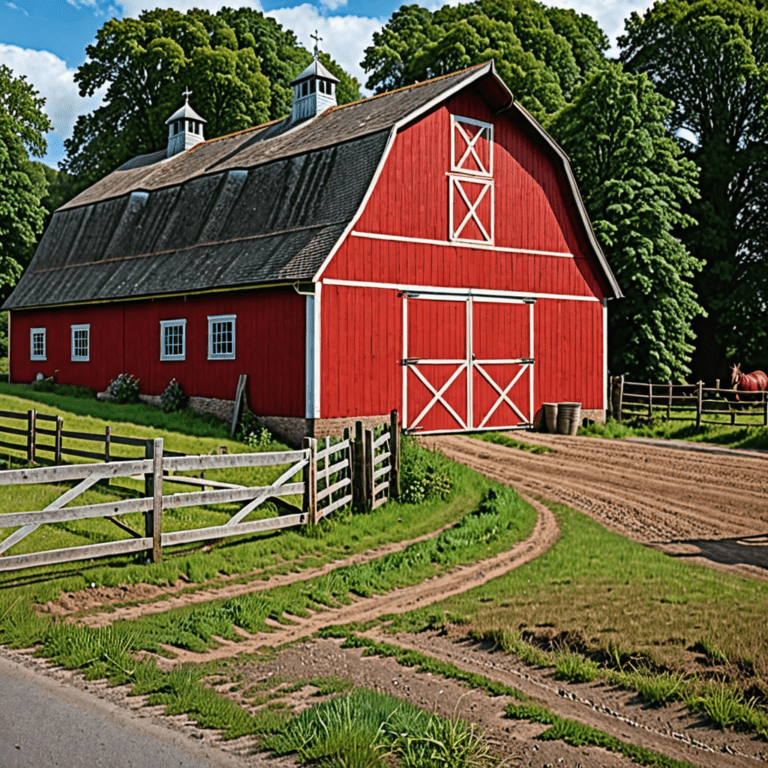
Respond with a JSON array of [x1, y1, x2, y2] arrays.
[[424, 433, 768, 580]]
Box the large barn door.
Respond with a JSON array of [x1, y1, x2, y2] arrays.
[[402, 295, 469, 433], [402, 294, 534, 434], [472, 298, 534, 430]]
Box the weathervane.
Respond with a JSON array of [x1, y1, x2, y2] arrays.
[[311, 30, 322, 59], [182, 86, 192, 104]]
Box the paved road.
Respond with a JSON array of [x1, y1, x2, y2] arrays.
[[0, 654, 274, 768]]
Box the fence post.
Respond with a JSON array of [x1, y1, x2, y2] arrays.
[[104, 426, 111, 463], [27, 410, 36, 464], [352, 420, 367, 507], [764, 392, 767, 428], [696, 381, 703, 430], [302, 437, 318, 525], [343, 426, 353, 505], [365, 428, 375, 507], [617, 376, 624, 422], [648, 380, 653, 420], [55, 416, 63, 465], [144, 438, 164, 563], [390, 409, 400, 500], [667, 381, 672, 421]]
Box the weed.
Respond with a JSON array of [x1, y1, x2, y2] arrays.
[[554, 649, 600, 683], [472, 432, 551, 454]]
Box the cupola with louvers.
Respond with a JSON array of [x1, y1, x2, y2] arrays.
[[290, 32, 340, 123], [165, 88, 207, 158]]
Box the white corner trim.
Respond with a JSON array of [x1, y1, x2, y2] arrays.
[[603, 298, 608, 411], [7, 311, 11, 383], [305, 285, 322, 419], [207, 314, 236, 360]]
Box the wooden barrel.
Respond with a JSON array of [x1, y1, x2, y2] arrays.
[[543, 403, 558, 433], [557, 402, 582, 436]]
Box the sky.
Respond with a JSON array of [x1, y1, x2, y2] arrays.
[[0, 0, 651, 168]]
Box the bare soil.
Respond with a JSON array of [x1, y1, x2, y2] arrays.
[[19, 434, 768, 766], [424, 434, 768, 581]]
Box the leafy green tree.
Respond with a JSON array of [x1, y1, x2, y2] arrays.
[[620, 0, 768, 379], [63, 8, 360, 190], [549, 64, 703, 380], [0, 65, 51, 301], [362, 0, 607, 121]]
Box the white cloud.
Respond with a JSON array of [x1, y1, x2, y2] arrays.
[[268, 4, 383, 88], [319, 0, 348, 12], [6, 2, 29, 14], [0, 44, 106, 166]]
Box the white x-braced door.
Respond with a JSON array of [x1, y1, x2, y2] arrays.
[[402, 293, 534, 434]]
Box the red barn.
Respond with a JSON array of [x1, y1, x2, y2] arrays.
[[4, 60, 621, 444]]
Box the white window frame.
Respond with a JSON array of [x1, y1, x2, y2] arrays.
[[71, 324, 90, 362], [160, 319, 187, 361], [451, 115, 494, 177], [208, 314, 236, 360], [30, 327, 46, 361]]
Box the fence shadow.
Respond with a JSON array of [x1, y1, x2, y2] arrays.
[[658, 534, 768, 572]]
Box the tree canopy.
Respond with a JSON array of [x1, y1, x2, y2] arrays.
[[549, 64, 703, 380], [62, 8, 360, 190], [361, 0, 608, 121], [0, 64, 51, 301], [620, 0, 768, 378]]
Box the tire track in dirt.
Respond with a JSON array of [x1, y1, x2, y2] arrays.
[[156, 493, 558, 667], [425, 435, 768, 581]]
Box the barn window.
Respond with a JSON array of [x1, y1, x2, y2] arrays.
[[208, 314, 236, 360], [30, 328, 46, 361], [160, 319, 186, 361], [449, 115, 494, 245], [71, 324, 90, 362]]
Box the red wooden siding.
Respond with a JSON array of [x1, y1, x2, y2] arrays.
[[320, 285, 604, 423], [323, 89, 609, 300], [11, 288, 305, 416]]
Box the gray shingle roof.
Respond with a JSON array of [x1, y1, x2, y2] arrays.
[[5, 65, 489, 310]]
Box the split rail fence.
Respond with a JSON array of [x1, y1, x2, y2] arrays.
[[0, 410, 401, 573], [610, 376, 768, 428]]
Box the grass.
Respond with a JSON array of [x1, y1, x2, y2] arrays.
[[580, 415, 768, 451], [471, 431, 552, 454], [387, 500, 768, 737]]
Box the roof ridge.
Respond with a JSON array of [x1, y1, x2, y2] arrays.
[[328, 61, 488, 114], [191, 118, 283, 151]]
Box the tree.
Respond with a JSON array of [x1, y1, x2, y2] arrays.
[[362, 0, 608, 122], [548, 64, 703, 380], [0, 65, 51, 302], [620, 0, 768, 380], [63, 8, 360, 190]]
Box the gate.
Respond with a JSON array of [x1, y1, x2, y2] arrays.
[[402, 293, 534, 434]]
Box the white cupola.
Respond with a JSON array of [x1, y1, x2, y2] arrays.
[[290, 31, 340, 124], [165, 87, 207, 158]]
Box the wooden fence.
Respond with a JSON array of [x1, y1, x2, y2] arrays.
[[610, 376, 768, 428], [0, 410, 402, 573]]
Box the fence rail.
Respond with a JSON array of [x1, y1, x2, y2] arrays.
[[0, 409, 402, 573], [610, 376, 768, 428]]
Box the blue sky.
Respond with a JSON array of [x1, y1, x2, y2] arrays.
[[1, 0, 649, 167]]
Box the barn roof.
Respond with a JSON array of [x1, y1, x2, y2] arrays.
[[4, 61, 620, 310]]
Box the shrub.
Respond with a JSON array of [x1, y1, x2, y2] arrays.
[[399, 437, 454, 504], [108, 373, 140, 403], [160, 378, 187, 413], [238, 411, 272, 449]]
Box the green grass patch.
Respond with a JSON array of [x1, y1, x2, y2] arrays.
[[387, 501, 768, 736], [472, 432, 552, 454], [580, 416, 768, 451]]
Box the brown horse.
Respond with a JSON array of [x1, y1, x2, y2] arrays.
[[731, 363, 768, 401]]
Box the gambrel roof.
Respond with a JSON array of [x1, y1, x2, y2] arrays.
[[4, 62, 620, 310]]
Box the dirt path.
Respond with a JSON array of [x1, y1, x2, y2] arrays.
[[423, 434, 768, 581], [157, 493, 558, 667]]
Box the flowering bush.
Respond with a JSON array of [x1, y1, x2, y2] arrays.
[[107, 373, 140, 403], [238, 412, 272, 449], [160, 378, 187, 413]]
